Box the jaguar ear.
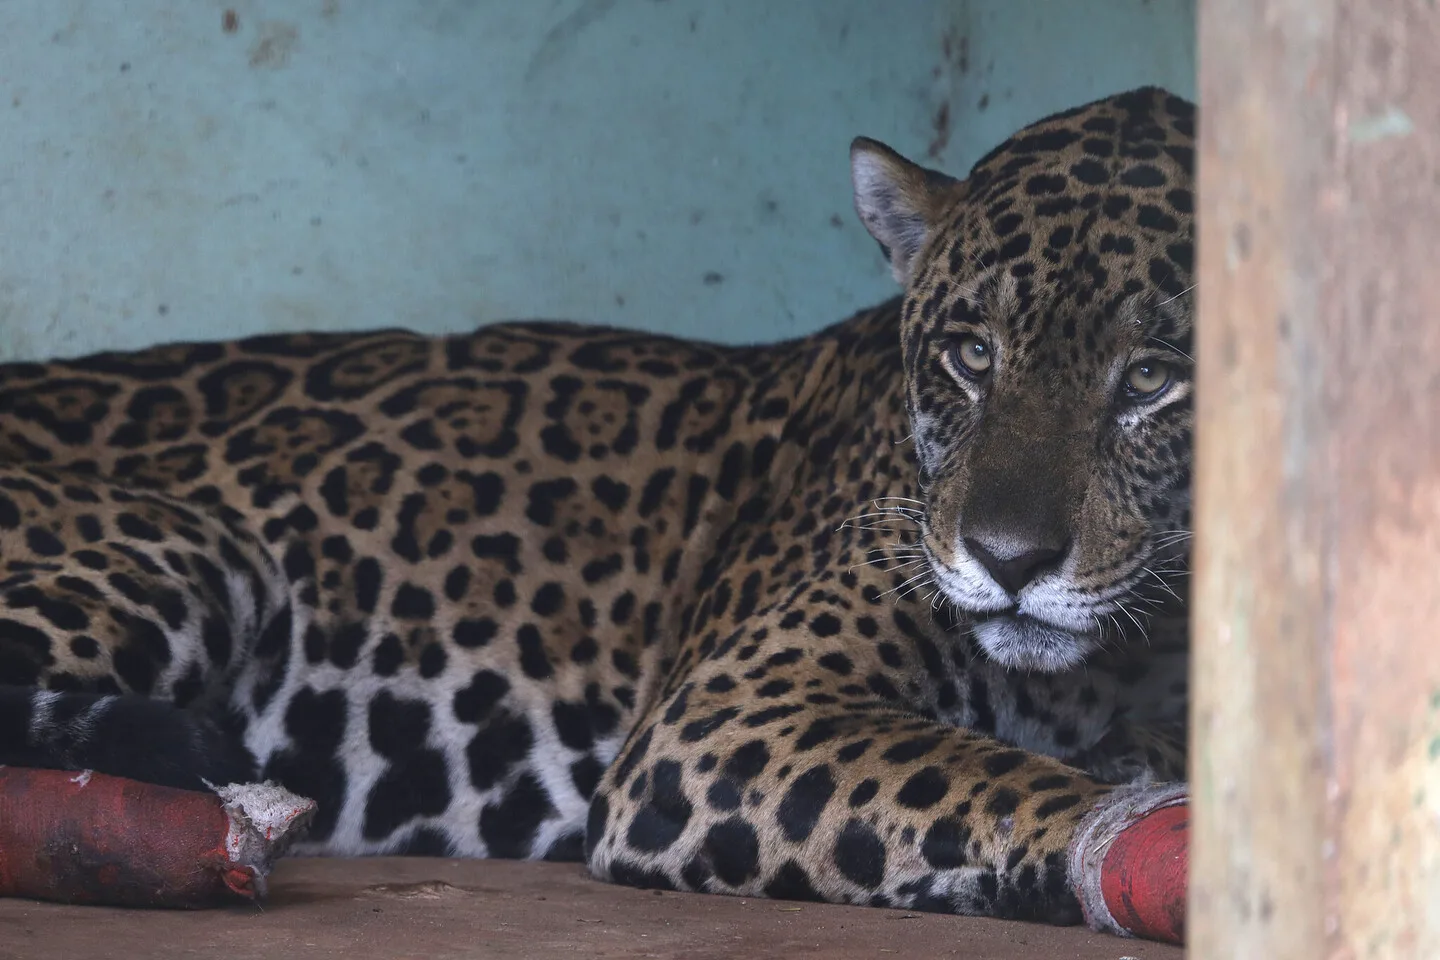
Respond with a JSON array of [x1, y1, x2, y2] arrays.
[[850, 137, 960, 286]]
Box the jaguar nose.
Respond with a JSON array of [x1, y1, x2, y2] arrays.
[[963, 537, 1065, 595]]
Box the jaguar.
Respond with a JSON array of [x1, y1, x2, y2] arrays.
[[0, 86, 1194, 928]]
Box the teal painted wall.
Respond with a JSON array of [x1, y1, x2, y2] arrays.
[[0, 1, 1194, 361]]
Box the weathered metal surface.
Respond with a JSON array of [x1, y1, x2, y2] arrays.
[[1193, 1, 1440, 958]]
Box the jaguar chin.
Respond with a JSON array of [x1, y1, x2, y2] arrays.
[[968, 610, 1098, 673]]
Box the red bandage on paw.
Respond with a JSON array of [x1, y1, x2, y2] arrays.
[[1068, 782, 1188, 944], [0, 767, 316, 908]]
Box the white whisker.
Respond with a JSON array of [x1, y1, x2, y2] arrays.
[[1156, 282, 1196, 307], [838, 521, 921, 533], [881, 570, 933, 599], [893, 575, 936, 602], [849, 556, 925, 573], [1117, 603, 1150, 645], [1140, 566, 1185, 604]]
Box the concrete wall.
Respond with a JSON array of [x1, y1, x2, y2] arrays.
[[0, 0, 1194, 362]]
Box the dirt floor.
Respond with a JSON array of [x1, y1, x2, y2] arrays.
[[0, 858, 1183, 960]]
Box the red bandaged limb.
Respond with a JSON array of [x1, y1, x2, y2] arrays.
[[0, 767, 316, 908], [1068, 782, 1188, 944]]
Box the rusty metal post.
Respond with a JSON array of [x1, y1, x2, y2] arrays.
[[1192, 1, 1440, 957]]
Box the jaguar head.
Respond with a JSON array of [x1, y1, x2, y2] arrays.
[[852, 88, 1195, 672]]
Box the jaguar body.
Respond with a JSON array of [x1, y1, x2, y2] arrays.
[[0, 87, 1194, 924]]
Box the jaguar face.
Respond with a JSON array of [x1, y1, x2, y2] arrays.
[[851, 88, 1196, 672]]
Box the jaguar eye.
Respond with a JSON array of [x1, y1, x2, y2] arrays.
[[946, 335, 992, 379], [1123, 360, 1173, 400]]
